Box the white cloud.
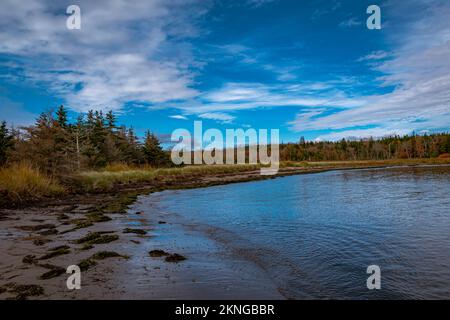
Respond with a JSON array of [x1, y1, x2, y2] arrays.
[[198, 112, 235, 123], [170, 115, 188, 120], [0, 0, 203, 112]]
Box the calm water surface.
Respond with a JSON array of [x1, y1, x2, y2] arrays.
[[146, 166, 450, 299]]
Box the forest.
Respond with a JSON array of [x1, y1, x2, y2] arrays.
[[1, 105, 450, 177]]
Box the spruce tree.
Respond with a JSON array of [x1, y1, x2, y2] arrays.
[[0, 121, 13, 166], [56, 105, 68, 128], [142, 130, 166, 166], [106, 110, 116, 131]]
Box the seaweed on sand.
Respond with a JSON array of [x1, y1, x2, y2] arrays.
[[149, 250, 169, 257], [90, 251, 128, 260], [38, 247, 70, 260], [165, 253, 187, 263], [123, 228, 147, 235], [75, 232, 119, 245]]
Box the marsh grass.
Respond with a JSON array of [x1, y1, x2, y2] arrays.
[[72, 164, 261, 192], [0, 162, 65, 204], [2, 159, 450, 205], [70, 159, 450, 192]]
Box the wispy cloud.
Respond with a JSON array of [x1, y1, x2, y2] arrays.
[[339, 17, 362, 28], [170, 115, 188, 120], [245, 0, 276, 8], [180, 81, 366, 115], [357, 50, 391, 61], [290, 0, 450, 139], [198, 112, 235, 123], [0, 0, 203, 111]]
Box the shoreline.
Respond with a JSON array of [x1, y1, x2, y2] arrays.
[[1, 160, 450, 299], [4, 158, 450, 211]]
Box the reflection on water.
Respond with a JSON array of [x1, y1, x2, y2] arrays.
[[146, 166, 450, 299]]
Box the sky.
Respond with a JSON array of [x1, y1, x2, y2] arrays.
[[0, 0, 449, 142]]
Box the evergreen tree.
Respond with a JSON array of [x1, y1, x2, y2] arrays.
[[56, 105, 68, 128], [106, 110, 116, 131], [142, 130, 166, 166], [0, 121, 13, 166]]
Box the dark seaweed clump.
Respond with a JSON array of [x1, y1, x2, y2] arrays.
[[149, 250, 169, 257], [38, 247, 70, 260], [9, 284, 44, 300], [165, 253, 187, 263], [149, 250, 186, 262], [78, 258, 97, 271], [39, 266, 66, 280], [123, 228, 147, 235], [75, 232, 119, 245], [91, 251, 127, 260], [17, 224, 55, 231]]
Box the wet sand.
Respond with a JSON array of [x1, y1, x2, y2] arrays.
[[0, 200, 284, 299]]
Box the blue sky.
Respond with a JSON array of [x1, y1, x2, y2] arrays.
[[1, 0, 450, 142]]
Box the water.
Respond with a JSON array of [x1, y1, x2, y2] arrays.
[[144, 166, 450, 299]]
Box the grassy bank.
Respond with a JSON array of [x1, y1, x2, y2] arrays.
[[72, 158, 450, 192], [1, 158, 450, 207], [71, 163, 262, 192], [0, 163, 65, 206]]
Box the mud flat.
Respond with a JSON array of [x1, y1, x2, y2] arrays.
[[0, 189, 284, 299]]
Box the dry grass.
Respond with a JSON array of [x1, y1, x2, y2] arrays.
[[3, 158, 450, 204], [73, 164, 261, 192], [72, 158, 450, 192], [0, 163, 65, 204], [104, 163, 141, 172]]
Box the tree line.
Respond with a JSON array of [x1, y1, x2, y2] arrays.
[[280, 134, 450, 162], [0, 106, 168, 175], [1, 105, 450, 175]]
